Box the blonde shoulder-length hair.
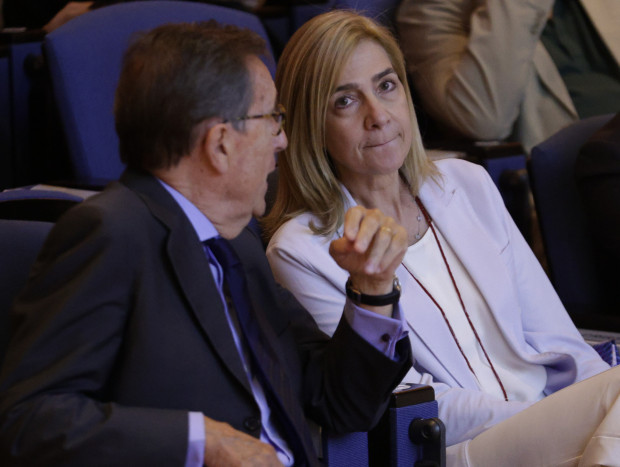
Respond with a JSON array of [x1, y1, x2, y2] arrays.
[[262, 10, 438, 240]]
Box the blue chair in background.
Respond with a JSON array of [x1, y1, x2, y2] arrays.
[[0, 188, 84, 222], [292, 0, 401, 32], [0, 188, 82, 368], [529, 114, 620, 331], [0, 39, 10, 189], [0, 188, 81, 368], [43, 1, 276, 184], [0, 30, 48, 190], [261, 0, 401, 66], [0, 219, 54, 366]]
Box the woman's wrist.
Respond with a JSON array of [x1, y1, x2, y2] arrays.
[[345, 276, 401, 306]]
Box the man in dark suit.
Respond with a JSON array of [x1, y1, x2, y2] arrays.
[[576, 112, 620, 308], [0, 21, 412, 466]]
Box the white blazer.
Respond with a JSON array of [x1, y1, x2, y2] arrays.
[[267, 158, 609, 446]]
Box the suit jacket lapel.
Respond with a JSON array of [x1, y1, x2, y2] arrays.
[[120, 170, 252, 394], [581, 0, 620, 65], [533, 43, 578, 117], [228, 236, 302, 408], [229, 234, 316, 464], [535, 0, 620, 117]]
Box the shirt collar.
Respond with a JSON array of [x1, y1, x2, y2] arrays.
[[158, 178, 220, 242]]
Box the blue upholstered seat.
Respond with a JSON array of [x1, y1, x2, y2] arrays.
[[44, 1, 276, 183], [529, 114, 619, 331]]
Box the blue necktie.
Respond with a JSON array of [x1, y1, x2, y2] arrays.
[[205, 237, 313, 466]]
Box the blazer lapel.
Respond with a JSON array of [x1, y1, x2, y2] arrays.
[[120, 170, 252, 394], [398, 261, 479, 388], [399, 181, 476, 388], [415, 176, 525, 378]]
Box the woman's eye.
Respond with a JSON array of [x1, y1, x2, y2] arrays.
[[335, 96, 353, 108], [379, 80, 396, 92]]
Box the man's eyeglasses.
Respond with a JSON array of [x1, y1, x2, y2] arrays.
[[224, 104, 286, 136]]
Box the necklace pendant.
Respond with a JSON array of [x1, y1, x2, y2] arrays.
[[415, 232, 421, 240]]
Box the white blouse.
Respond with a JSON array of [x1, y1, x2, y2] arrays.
[[402, 225, 546, 402]]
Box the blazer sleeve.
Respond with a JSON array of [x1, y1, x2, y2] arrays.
[[396, 0, 553, 140], [0, 204, 189, 466], [267, 221, 347, 338]]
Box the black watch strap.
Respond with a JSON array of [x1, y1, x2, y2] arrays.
[[345, 276, 401, 306]]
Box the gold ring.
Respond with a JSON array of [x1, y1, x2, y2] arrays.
[[380, 226, 393, 235]]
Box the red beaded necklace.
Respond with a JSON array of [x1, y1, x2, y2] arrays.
[[404, 196, 509, 401]]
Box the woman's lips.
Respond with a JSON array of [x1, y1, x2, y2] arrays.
[[365, 135, 398, 148]]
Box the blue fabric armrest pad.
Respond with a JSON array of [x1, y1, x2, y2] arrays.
[[592, 339, 619, 366]]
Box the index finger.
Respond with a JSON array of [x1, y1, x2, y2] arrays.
[[342, 206, 366, 243]]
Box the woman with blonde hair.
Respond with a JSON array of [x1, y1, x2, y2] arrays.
[[265, 9, 620, 466], [263, 9, 436, 242]]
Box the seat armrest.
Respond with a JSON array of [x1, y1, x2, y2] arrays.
[[322, 383, 445, 467], [389, 383, 435, 406], [369, 383, 445, 467]]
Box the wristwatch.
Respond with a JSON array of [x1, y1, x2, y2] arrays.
[[345, 276, 401, 306]]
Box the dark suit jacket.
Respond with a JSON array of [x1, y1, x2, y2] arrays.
[[575, 112, 620, 306], [0, 170, 411, 466]]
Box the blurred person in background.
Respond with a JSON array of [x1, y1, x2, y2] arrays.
[[397, 0, 620, 151]]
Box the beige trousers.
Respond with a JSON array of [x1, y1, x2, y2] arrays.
[[453, 365, 620, 466]]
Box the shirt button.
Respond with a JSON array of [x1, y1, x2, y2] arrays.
[[244, 416, 261, 432], [381, 333, 390, 342]]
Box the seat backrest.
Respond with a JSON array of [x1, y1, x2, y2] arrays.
[[0, 30, 47, 190], [0, 188, 83, 222], [529, 114, 614, 314], [0, 219, 53, 366], [1, 41, 11, 190], [292, 0, 401, 34], [44, 0, 275, 183]]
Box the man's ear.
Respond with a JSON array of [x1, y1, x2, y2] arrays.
[[203, 122, 232, 174]]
